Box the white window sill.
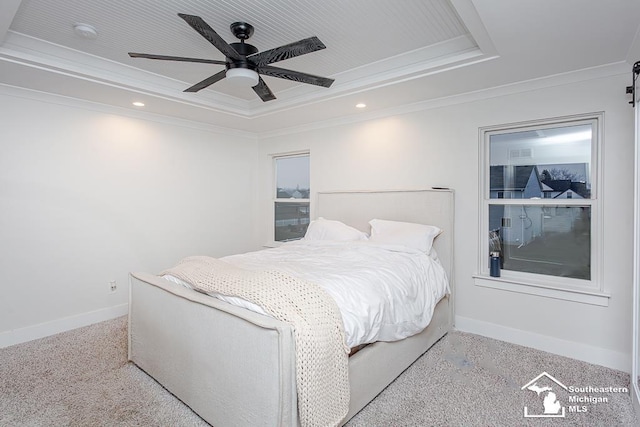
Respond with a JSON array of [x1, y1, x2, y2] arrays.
[[473, 275, 610, 306]]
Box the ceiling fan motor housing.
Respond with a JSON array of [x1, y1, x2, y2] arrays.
[[228, 22, 258, 70], [229, 42, 258, 57]]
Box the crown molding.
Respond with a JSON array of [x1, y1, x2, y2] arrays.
[[257, 61, 629, 139], [0, 31, 253, 116], [0, 82, 258, 139], [2, 53, 626, 141], [0, 29, 488, 120], [247, 35, 485, 117]]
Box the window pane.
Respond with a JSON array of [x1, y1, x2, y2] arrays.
[[489, 124, 592, 199], [275, 202, 310, 241], [489, 204, 590, 280], [276, 156, 310, 199]]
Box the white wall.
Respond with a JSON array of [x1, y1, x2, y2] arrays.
[[257, 71, 634, 370], [2, 70, 634, 371], [0, 88, 258, 346]]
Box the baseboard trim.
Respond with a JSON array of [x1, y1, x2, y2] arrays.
[[455, 315, 630, 373], [0, 304, 129, 349]]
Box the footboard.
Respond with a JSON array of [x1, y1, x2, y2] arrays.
[[128, 272, 298, 427], [129, 271, 452, 426]]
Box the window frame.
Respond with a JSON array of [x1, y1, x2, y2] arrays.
[[272, 151, 310, 244], [475, 113, 609, 306]]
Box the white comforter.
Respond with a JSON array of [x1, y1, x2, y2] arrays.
[[165, 240, 449, 348]]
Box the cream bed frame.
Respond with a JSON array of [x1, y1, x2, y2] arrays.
[[128, 189, 454, 426]]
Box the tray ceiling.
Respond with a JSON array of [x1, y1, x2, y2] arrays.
[[1, 0, 639, 133], [11, 0, 470, 96]]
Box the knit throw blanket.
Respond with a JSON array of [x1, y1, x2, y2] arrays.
[[161, 256, 350, 427]]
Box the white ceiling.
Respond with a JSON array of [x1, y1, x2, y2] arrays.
[[1, 0, 639, 134]]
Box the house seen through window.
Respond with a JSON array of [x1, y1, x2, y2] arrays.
[[482, 115, 600, 290], [274, 154, 310, 242]]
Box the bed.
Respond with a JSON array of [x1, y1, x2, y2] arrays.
[[128, 189, 454, 426]]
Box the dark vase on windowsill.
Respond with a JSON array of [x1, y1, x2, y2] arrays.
[[490, 252, 501, 277]]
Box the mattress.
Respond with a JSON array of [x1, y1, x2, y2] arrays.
[[164, 239, 449, 348]]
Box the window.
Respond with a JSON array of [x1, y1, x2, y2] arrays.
[[273, 153, 310, 242], [477, 114, 607, 304]]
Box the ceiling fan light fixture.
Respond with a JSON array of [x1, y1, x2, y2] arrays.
[[226, 68, 259, 87]]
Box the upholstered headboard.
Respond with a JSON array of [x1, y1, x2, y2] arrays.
[[316, 189, 454, 287]]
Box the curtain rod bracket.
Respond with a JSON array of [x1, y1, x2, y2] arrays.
[[627, 61, 640, 107]]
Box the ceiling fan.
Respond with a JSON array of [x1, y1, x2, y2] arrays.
[[128, 13, 334, 102]]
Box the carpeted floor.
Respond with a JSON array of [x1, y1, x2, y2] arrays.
[[0, 316, 637, 426]]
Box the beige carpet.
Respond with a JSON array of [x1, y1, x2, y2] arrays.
[[0, 316, 637, 426]]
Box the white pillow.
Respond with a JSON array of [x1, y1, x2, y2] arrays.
[[304, 217, 368, 241], [368, 219, 442, 254]]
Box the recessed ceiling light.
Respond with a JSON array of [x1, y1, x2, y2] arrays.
[[132, 101, 145, 107], [73, 23, 98, 39], [355, 103, 367, 108]]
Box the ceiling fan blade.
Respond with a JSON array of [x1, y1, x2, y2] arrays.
[[128, 52, 226, 65], [184, 69, 227, 92], [178, 13, 242, 61], [258, 65, 334, 88], [252, 77, 276, 102], [249, 36, 326, 67]]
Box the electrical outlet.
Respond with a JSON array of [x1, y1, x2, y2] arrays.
[[109, 280, 117, 294]]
